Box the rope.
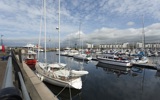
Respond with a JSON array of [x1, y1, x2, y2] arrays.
[[55, 83, 68, 97], [69, 83, 72, 100]]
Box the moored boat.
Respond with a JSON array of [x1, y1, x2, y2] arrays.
[[24, 51, 37, 70], [35, 63, 88, 89], [97, 54, 132, 67]]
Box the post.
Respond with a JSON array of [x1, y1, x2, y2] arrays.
[[19, 49, 22, 63]]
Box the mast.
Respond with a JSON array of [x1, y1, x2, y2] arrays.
[[58, 0, 61, 64], [142, 14, 145, 51], [44, 0, 47, 63], [38, 0, 43, 60], [79, 20, 82, 53]]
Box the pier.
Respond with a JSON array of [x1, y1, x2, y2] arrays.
[[0, 49, 58, 100]]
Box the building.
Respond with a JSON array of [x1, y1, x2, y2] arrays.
[[98, 42, 160, 50]]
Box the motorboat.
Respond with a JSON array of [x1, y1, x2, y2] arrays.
[[130, 50, 149, 65], [131, 56, 148, 64], [97, 54, 132, 67], [24, 50, 37, 70]]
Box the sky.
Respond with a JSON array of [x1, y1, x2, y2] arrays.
[[0, 0, 160, 47]]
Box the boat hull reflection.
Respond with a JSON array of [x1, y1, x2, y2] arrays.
[[96, 62, 131, 77]]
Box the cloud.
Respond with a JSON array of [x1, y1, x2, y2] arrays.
[[127, 22, 135, 26], [0, 0, 160, 47], [62, 23, 160, 47]]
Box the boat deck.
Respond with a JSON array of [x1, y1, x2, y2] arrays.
[[36, 63, 81, 82]]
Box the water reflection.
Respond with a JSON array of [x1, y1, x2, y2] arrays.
[[96, 62, 131, 77], [155, 70, 160, 77], [44, 82, 82, 100], [39, 52, 160, 100], [96, 62, 151, 78], [131, 67, 143, 77]]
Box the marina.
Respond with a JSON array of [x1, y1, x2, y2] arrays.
[[1, 0, 160, 100], [38, 51, 160, 100], [0, 48, 160, 100]]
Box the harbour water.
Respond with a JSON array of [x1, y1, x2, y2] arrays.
[[38, 52, 160, 100]]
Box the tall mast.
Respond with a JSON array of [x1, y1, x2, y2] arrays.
[[44, 0, 47, 63], [38, 0, 43, 60], [58, 0, 61, 64], [79, 20, 82, 53], [142, 14, 145, 50]]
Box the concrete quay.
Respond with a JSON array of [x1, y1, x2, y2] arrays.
[[21, 61, 58, 100], [14, 50, 58, 100], [0, 50, 58, 100]]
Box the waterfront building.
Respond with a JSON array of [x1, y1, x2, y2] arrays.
[[98, 42, 160, 50]]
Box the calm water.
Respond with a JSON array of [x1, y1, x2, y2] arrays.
[[38, 52, 160, 100]]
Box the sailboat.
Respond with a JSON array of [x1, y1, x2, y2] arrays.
[[73, 21, 92, 61], [35, 0, 89, 90], [37, 0, 66, 69], [131, 15, 149, 65]]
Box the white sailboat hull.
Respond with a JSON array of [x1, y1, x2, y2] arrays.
[[73, 54, 92, 61], [67, 50, 79, 57], [36, 64, 84, 89], [42, 75, 82, 89]]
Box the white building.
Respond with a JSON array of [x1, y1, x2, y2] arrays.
[[122, 42, 129, 48], [86, 43, 94, 49]]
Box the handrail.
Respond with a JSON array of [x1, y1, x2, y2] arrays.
[[2, 52, 14, 88], [18, 72, 31, 100], [0, 52, 22, 100]]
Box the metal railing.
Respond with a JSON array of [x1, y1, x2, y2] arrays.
[[0, 51, 31, 100], [18, 72, 31, 100], [2, 53, 14, 88]]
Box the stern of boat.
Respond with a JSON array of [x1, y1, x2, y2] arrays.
[[69, 77, 82, 90]]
